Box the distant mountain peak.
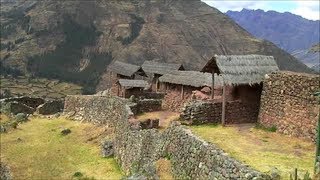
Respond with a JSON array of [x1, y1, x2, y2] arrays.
[[226, 9, 319, 67]]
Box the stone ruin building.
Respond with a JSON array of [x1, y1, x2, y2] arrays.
[[115, 79, 149, 98], [168, 55, 280, 125], [141, 61, 184, 92], [158, 70, 224, 111], [108, 61, 147, 95]]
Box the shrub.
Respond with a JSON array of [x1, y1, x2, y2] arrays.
[[73, 172, 83, 178], [10, 121, 18, 129], [303, 171, 312, 180], [0, 102, 11, 115], [255, 123, 277, 132], [0, 125, 7, 133], [15, 113, 28, 122]]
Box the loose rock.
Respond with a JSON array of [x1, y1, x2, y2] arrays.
[[61, 128, 71, 135], [101, 140, 114, 158]]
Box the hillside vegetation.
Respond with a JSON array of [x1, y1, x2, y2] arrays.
[[0, 0, 313, 92], [0, 76, 82, 99]]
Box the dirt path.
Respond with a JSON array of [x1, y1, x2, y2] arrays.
[[135, 111, 180, 128]]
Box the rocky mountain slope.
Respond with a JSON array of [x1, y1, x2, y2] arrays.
[[226, 9, 320, 67], [0, 0, 313, 91], [309, 44, 320, 72]]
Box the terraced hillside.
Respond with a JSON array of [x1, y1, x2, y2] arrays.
[[0, 0, 313, 92]]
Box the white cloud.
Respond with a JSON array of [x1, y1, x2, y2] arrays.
[[292, 1, 319, 20], [202, 0, 267, 12], [202, 0, 320, 20]]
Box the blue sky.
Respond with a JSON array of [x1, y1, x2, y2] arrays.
[[202, 0, 320, 20]]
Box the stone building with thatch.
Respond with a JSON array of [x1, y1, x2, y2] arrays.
[[200, 54, 280, 124], [142, 61, 184, 92], [115, 79, 149, 98], [158, 71, 224, 111], [108, 61, 146, 80], [108, 61, 147, 96]]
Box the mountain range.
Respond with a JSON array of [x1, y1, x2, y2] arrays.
[[0, 0, 314, 92], [226, 9, 320, 68]]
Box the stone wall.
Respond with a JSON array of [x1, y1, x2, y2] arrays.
[[259, 71, 320, 141], [137, 99, 162, 113], [64, 95, 126, 126], [1, 96, 45, 108], [64, 95, 271, 179], [63, 95, 161, 177], [162, 86, 194, 112], [162, 124, 270, 179], [0, 162, 12, 180], [162, 85, 238, 112], [181, 100, 259, 125], [0, 96, 63, 115], [140, 92, 165, 99], [36, 100, 64, 115]]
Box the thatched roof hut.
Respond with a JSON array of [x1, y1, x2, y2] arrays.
[[202, 55, 279, 85], [117, 79, 149, 89], [158, 71, 223, 87], [142, 61, 184, 75], [108, 61, 146, 77]]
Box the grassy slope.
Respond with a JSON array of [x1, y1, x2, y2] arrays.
[[0, 117, 122, 179], [190, 124, 315, 178]]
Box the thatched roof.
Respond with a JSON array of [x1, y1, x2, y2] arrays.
[[142, 61, 184, 75], [202, 55, 279, 85], [109, 61, 145, 77], [158, 71, 223, 87], [117, 79, 149, 89]]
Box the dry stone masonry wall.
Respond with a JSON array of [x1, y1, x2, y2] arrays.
[[259, 71, 320, 141], [162, 124, 270, 179], [181, 100, 259, 125], [64, 95, 271, 179]]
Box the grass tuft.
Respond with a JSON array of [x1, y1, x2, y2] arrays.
[[255, 123, 277, 132]]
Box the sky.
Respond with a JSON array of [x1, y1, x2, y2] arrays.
[[202, 0, 320, 20]]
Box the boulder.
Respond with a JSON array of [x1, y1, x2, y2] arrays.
[[61, 128, 71, 135], [36, 100, 64, 115], [269, 167, 281, 180], [101, 140, 114, 157]]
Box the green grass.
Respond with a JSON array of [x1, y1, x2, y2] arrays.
[[190, 124, 315, 179], [0, 117, 123, 179]]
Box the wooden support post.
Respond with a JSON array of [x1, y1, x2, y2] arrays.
[[294, 168, 298, 180], [109, 71, 112, 87], [221, 83, 226, 126], [211, 72, 215, 99], [181, 85, 184, 99], [156, 78, 159, 93], [117, 84, 119, 96]]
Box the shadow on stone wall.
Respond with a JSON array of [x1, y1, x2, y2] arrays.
[[64, 95, 271, 179]]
